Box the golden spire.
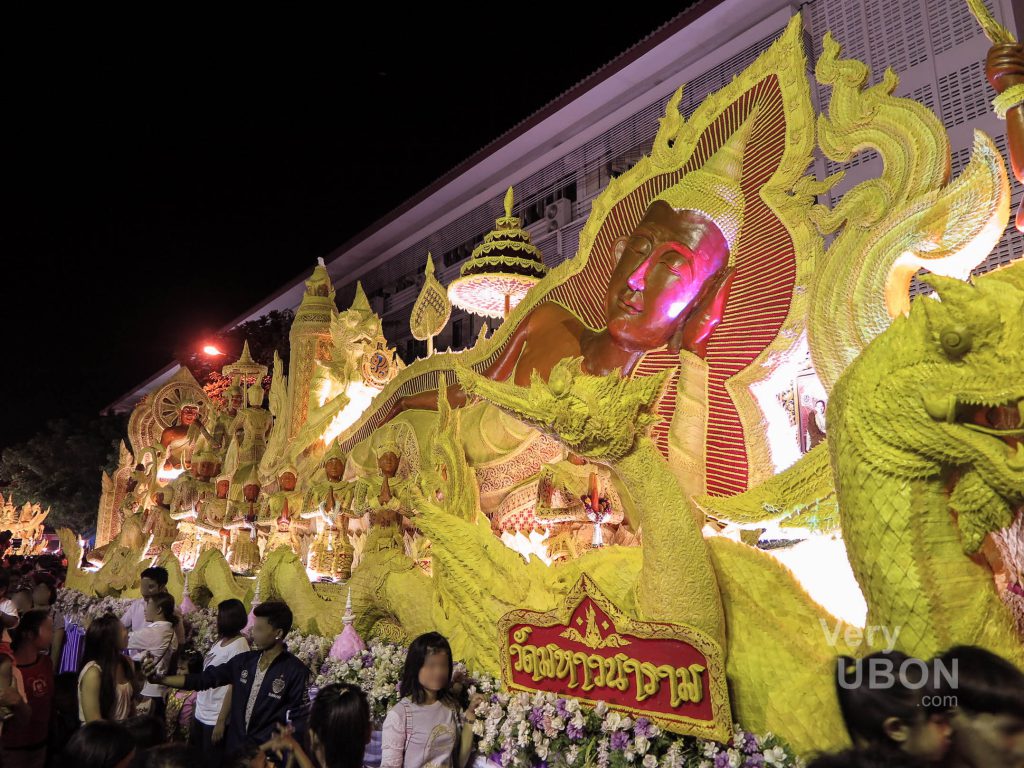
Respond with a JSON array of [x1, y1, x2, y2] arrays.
[[654, 111, 757, 254], [504, 186, 514, 219]]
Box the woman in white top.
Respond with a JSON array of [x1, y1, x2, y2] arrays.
[[78, 614, 138, 723], [381, 632, 483, 768], [127, 592, 178, 720], [189, 598, 250, 768]]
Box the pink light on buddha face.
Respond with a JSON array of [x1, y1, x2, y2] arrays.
[[203, 344, 225, 356]]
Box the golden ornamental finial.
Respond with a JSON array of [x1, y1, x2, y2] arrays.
[[504, 187, 514, 219], [410, 252, 452, 355], [654, 110, 757, 254]]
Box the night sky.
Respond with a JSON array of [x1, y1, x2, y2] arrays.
[[3, 8, 693, 451]]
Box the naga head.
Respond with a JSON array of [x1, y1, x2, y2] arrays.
[[831, 261, 1024, 552], [456, 357, 671, 463]]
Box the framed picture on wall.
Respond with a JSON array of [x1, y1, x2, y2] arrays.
[[796, 369, 828, 454]]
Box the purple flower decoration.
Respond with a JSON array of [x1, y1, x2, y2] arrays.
[[634, 717, 655, 738], [741, 732, 759, 755], [529, 707, 545, 728], [556, 699, 569, 718], [610, 731, 630, 751], [743, 755, 766, 768], [362, 654, 374, 668], [566, 722, 584, 742], [714, 752, 732, 768]]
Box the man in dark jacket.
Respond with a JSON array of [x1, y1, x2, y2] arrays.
[[144, 601, 309, 755]]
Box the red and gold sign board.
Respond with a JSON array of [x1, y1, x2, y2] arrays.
[[498, 575, 732, 742]]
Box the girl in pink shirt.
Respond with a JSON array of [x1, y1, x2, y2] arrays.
[[380, 633, 483, 768]]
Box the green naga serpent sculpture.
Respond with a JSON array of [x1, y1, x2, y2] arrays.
[[828, 264, 1024, 665]]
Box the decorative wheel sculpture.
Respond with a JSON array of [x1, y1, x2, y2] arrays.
[[154, 378, 208, 430], [127, 369, 210, 461]]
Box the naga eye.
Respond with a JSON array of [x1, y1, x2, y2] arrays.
[[939, 326, 972, 359]]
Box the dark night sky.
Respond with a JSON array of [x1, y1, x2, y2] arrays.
[[3, 8, 692, 451]]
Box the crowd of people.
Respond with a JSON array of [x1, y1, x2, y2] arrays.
[[0, 557, 487, 768], [0, 551, 1020, 768]]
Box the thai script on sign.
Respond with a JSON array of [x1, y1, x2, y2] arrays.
[[509, 625, 706, 708], [498, 575, 732, 741]]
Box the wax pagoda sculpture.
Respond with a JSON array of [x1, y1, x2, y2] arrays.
[[447, 186, 548, 319]]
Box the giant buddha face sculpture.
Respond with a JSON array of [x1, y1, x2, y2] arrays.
[[605, 115, 753, 355], [606, 202, 730, 352]]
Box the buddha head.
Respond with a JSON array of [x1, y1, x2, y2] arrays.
[[247, 386, 266, 409], [179, 404, 199, 426], [194, 451, 221, 482], [373, 428, 402, 478], [232, 465, 261, 504], [605, 115, 752, 355], [242, 482, 260, 504], [215, 477, 230, 499], [279, 466, 298, 492], [322, 443, 347, 482]]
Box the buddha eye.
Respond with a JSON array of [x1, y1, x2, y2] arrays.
[[939, 326, 972, 359], [626, 236, 652, 257]]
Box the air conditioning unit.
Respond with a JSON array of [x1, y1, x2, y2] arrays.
[[545, 198, 572, 231]]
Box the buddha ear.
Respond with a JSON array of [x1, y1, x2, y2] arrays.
[[612, 236, 628, 262], [668, 267, 736, 356]]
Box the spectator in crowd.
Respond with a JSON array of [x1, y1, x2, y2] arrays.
[[0, 572, 21, 642], [121, 567, 184, 646], [189, 598, 250, 767], [30, 577, 64, 669], [10, 586, 33, 615], [124, 714, 168, 753], [834, 651, 951, 764], [0, 614, 27, 738], [145, 601, 309, 755], [130, 744, 203, 768], [934, 645, 1024, 768], [381, 632, 484, 768], [62, 720, 137, 768], [79, 613, 139, 723], [1, 609, 55, 768], [261, 683, 372, 768], [164, 649, 202, 743], [47, 672, 80, 763], [807, 747, 931, 767], [127, 592, 178, 719]]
